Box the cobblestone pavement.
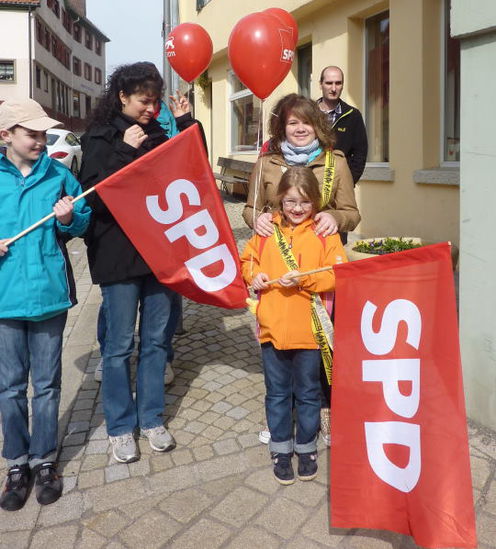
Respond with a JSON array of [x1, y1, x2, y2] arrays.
[[1, 197, 495, 549]]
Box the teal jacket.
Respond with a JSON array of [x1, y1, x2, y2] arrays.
[[0, 152, 91, 320]]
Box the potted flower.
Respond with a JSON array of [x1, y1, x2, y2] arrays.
[[346, 237, 459, 270]]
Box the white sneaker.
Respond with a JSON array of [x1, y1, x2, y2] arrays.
[[258, 427, 271, 444], [164, 362, 175, 385], [109, 433, 139, 463], [94, 359, 103, 382], [141, 426, 176, 452]]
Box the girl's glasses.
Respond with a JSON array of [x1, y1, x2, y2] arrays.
[[282, 199, 313, 210]]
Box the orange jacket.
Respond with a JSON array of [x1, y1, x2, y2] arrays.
[[240, 213, 347, 350]]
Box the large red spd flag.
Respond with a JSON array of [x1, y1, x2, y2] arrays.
[[331, 243, 476, 548], [95, 124, 248, 309]]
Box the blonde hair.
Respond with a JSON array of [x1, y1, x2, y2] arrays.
[[276, 166, 321, 216]]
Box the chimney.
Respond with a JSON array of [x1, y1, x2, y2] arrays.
[[66, 0, 86, 18]]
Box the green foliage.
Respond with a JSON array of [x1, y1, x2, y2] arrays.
[[352, 237, 422, 255]]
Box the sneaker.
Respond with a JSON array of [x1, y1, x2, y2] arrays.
[[297, 452, 318, 481], [164, 362, 175, 385], [0, 464, 30, 511], [94, 359, 103, 382], [109, 433, 139, 463], [258, 426, 271, 445], [271, 452, 295, 485], [320, 407, 331, 447], [33, 462, 62, 505], [141, 426, 176, 452]]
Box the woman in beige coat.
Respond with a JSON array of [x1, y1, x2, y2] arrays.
[[243, 94, 360, 239]]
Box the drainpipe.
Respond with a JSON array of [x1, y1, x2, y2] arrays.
[[163, 0, 179, 94], [28, 7, 33, 98]]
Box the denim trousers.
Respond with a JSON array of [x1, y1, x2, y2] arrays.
[[100, 274, 174, 436], [0, 312, 67, 468], [97, 288, 181, 364], [261, 343, 320, 454]]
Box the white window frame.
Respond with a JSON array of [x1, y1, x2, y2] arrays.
[[363, 11, 390, 168], [228, 71, 261, 155], [440, 0, 460, 167], [0, 59, 16, 83]]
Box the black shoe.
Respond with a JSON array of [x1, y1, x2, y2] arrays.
[[33, 462, 62, 505], [297, 452, 318, 481], [0, 464, 31, 511], [271, 452, 295, 485]]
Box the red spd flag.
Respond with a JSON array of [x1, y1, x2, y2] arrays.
[[331, 243, 476, 548], [95, 124, 248, 309]]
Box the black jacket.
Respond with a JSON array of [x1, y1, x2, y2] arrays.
[[79, 111, 198, 284], [319, 99, 368, 185]]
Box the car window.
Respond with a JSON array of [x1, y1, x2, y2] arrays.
[[46, 134, 60, 146], [65, 133, 80, 146]]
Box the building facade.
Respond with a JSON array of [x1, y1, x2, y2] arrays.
[[178, 0, 460, 249], [0, 0, 108, 130], [452, 0, 496, 431]]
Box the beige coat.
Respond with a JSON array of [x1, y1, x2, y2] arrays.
[[242, 149, 360, 232]]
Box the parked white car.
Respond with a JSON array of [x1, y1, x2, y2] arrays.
[[46, 129, 82, 175]]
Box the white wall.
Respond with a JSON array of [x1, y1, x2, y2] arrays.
[[452, 1, 496, 429], [0, 10, 30, 99]]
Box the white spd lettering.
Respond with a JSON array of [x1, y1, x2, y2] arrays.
[[361, 299, 422, 493], [145, 178, 236, 292], [282, 48, 294, 62]]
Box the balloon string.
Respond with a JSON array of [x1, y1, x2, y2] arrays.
[[252, 99, 264, 233]]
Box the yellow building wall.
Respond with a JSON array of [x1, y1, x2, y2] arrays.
[[178, 0, 460, 247]]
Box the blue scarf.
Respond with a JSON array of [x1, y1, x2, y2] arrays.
[[280, 139, 321, 165]]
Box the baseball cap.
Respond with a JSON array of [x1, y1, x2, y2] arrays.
[[0, 98, 61, 131]]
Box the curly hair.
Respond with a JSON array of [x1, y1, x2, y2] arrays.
[[87, 62, 163, 128], [266, 94, 335, 154]]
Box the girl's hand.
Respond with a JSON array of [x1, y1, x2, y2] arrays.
[[254, 212, 274, 237], [314, 211, 338, 237], [54, 196, 74, 226], [279, 270, 300, 287], [0, 239, 9, 257], [123, 124, 148, 149], [169, 91, 191, 117], [252, 272, 270, 290]]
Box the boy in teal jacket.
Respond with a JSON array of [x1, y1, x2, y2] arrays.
[[0, 99, 91, 511]]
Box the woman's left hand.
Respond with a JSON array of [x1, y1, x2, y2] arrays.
[[314, 212, 338, 237], [169, 91, 191, 117]]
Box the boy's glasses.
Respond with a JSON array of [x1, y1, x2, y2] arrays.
[[282, 199, 313, 210]]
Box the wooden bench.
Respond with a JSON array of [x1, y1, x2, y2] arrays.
[[213, 157, 255, 197]]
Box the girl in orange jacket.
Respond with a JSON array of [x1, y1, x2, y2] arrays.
[[240, 166, 347, 485]]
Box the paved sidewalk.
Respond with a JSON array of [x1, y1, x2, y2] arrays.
[[1, 198, 495, 549]]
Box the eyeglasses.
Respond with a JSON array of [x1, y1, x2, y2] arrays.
[[282, 199, 313, 210]]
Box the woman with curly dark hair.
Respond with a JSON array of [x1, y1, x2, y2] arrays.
[[79, 62, 197, 464], [243, 94, 360, 239]]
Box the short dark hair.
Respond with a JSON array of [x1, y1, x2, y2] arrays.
[[267, 94, 335, 154], [88, 62, 163, 127], [319, 65, 344, 84]]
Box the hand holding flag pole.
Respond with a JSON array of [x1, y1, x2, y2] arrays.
[[246, 265, 333, 313]]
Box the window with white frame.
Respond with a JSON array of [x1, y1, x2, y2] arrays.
[[365, 11, 390, 163], [229, 72, 262, 153], [443, 0, 460, 163], [0, 60, 15, 82]]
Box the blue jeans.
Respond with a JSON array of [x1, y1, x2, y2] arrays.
[[261, 343, 320, 454], [100, 275, 174, 436], [98, 289, 181, 363], [0, 312, 67, 468]]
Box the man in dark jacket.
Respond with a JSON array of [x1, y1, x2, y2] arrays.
[[317, 66, 368, 185]]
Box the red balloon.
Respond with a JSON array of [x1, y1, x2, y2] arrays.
[[228, 13, 296, 100], [166, 23, 213, 83], [263, 7, 299, 47]]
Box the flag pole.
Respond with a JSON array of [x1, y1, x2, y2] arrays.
[[248, 265, 333, 290], [4, 186, 96, 246]]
